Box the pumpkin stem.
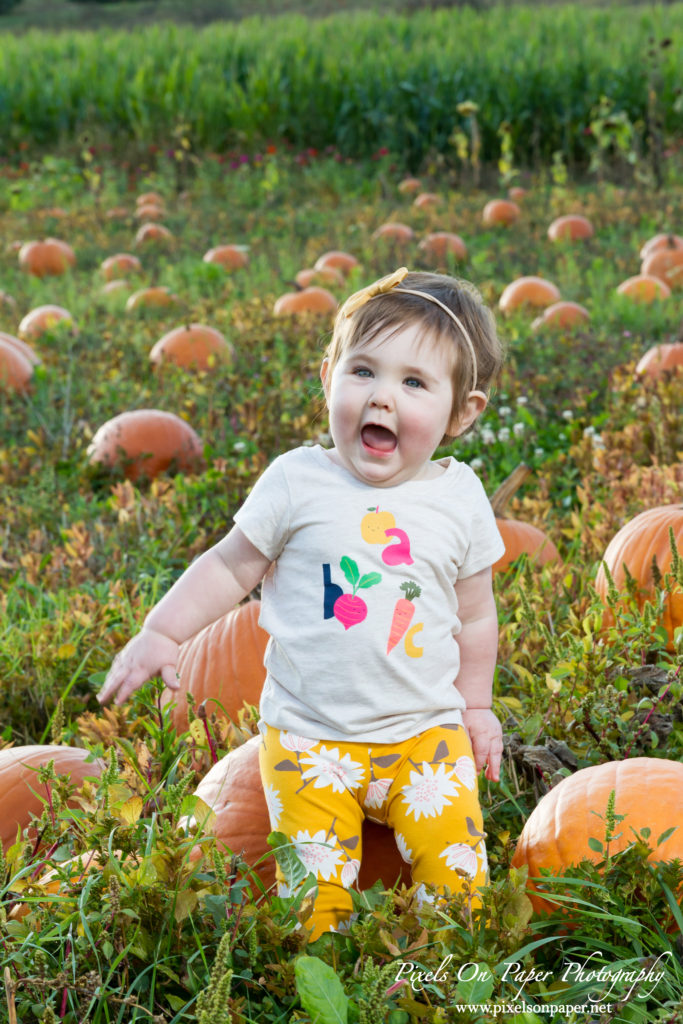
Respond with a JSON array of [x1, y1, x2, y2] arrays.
[[490, 463, 531, 518]]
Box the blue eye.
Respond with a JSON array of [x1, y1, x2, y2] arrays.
[[404, 377, 423, 388], [353, 366, 373, 377]]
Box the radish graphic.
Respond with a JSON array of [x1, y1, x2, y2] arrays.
[[333, 556, 382, 630]]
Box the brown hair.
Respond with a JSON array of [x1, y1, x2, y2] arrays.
[[325, 271, 504, 434]]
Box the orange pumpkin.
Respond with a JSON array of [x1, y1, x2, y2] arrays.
[[149, 323, 233, 371], [371, 223, 415, 244], [413, 192, 441, 210], [18, 238, 76, 277], [594, 504, 683, 651], [635, 342, 683, 380], [1, 745, 105, 853], [203, 245, 250, 271], [125, 286, 179, 312], [530, 300, 590, 332], [161, 600, 268, 733], [492, 519, 560, 575], [100, 253, 142, 281], [482, 199, 520, 227], [0, 331, 41, 365], [640, 247, 683, 291], [134, 222, 174, 247], [87, 409, 205, 482], [135, 203, 165, 221], [490, 465, 560, 574], [0, 338, 34, 393], [294, 267, 344, 289], [639, 232, 683, 261], [616, 274, 671, 303], [190, 736, 411, 892], [397, 177, 422, 195], [417, 232, 468, 262], [499, 276, 561, 313], [136, 190, 164, 207], [18, 304, 75, 341], [313, 251, 359, 276], [511, 758, 683, 915], [273, 286, 338, 316], [547, 214, 594, 242], [507, 186, 527, 201]]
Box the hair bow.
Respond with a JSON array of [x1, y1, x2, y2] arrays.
[[339, 266, 409, 318]]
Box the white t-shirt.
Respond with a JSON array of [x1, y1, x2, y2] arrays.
[[234, 445, 504, 742]]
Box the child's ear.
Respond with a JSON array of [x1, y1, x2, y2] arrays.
[[320, 358, 331, 400], [448, 390, 488, 437]]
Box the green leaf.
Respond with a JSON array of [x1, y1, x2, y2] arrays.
[[295, 956, 349, 1023], [657, 825, 678, 846], [358, 572, 382, 589], [456, 963, 494, 1004], [587, 836, 604, 854], [267, 831, 308, 892], [340, 556, 360, 588]]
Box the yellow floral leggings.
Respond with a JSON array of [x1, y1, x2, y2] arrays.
[[258, 722, 487, 939]]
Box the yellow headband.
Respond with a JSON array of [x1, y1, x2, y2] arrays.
[[339, 267, 480, 393]]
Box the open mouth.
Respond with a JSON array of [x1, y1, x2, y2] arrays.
[[361, 424, 397, 454]]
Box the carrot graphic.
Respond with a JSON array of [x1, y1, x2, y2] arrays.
[[386, 580, 421, 654]]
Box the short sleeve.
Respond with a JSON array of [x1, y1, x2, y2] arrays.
[[457, 473, 505, 579], [233, 455, 292, 561]]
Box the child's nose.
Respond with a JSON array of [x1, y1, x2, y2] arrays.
[[369, 385, 394, 410]]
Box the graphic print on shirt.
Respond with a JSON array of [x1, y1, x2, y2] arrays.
[[361, 506, 413, 565], [324, 557, 382, 630], [387, 581, 423, 657]]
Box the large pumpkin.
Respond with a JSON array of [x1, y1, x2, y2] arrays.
[[482, 199, 520, 227], [594, 505, 683, 651], [616, 274, 671, 303], [125, 286, 179, 312], [640, 247, 683, 291], [531, 300, 590, 333], [87, 409, 205, 481], [313, 251, 359, 276], [18, 304, 75, 342], [511, 758, 683, 915], [273, 287, 337, 316], [100, 253, 142, 281], [0, 331, 41, 366], [149, 323, 234, 371], [203, 245, 250, 271], [547, 214, 594, 242], [0, 338, 34, 393], [1, 745, 105, 853], [18, 238, 76, 277], [417, 232, 468, 263], [490, 466, 560, 574], [499, 277, 561, 313], [635, 342, 683, 380], [191, 736, 411, 892], [161, 600, 269, 733]]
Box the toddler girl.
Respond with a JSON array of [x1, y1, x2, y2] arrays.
[[98, 267, 506, 938]]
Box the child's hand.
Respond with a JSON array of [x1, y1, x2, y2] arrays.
[[461, 708, 503, 783], [97, 628, 180, 706]]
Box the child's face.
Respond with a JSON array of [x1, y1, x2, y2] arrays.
[[321, 324, 484, 487]]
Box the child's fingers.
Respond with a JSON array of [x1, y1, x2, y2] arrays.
[[160, 664, 180, 690]]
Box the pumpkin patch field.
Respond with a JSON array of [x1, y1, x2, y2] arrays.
[[1, 6, 683, 1023]]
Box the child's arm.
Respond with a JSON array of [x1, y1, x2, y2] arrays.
[[453, 566, 502, 782], [97, 526, 272, 706]]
